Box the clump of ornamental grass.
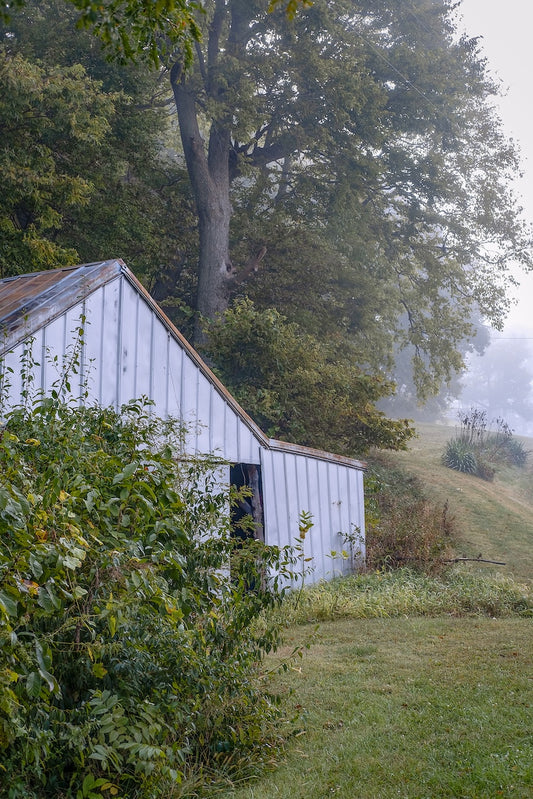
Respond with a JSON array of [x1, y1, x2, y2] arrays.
[[443, 408, 529, 480], [442, 438, 478, 474]]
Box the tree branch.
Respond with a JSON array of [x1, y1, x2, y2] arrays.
[[444, 556, 506, 565], [230, 246, 268, 285]]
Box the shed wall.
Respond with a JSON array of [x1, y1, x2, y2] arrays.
[[260, 447, 365, 583], [1, 276, 262, 465], [1, 268, 367, 586]]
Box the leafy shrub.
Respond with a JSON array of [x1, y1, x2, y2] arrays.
[[442, 439, 478, 474], [443, 409, 529, 479], [364, 462, 456, 574], [0, 396, 294, 798], [204, 298, 414, 455]]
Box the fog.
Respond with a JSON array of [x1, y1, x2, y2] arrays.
[[453, 1, 533, 436]]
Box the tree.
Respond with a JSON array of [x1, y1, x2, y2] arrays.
[[0, 0, 309, 63], [0, 0, 198, 303], [9, 0, 529, 362], [0, 51, 117, 276], [377, 311, 490, 421], [216, 0, 532, 391], [115, 0, 530, 385], [4, 0, 531, 432], [0, 0, 202, 66]]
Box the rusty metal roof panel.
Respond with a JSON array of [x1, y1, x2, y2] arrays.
[[0, 260, 123, 352], [0, 268, 78, 319]]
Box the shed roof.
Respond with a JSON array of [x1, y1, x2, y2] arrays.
[[0, 261, 121, 350], [0, 261, 365, 470]]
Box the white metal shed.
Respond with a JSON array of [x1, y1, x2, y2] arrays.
[[0, 260, 365, 583]]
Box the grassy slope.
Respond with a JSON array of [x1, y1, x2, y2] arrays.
[[380, 423, 533, 584]]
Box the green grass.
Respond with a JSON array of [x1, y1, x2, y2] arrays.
[[224, 617, 533, 799], [209, 425, 533, 799], [376, 424, 533, 584], [277, 569, 532, 625]]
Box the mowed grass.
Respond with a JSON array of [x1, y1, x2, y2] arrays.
[[225, 617, 532, 799], [378, 423, 533, 584]]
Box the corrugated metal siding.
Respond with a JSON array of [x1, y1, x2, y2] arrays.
[[261, 447, 365, 584], [1, 263, 367, 584], [1, 275, 261, 464]]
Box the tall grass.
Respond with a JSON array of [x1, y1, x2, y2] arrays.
[[278, 569, 533, 625]]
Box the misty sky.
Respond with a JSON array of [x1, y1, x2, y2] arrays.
[[459, 0, 533, 331]]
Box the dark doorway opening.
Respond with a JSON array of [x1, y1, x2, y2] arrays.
[[230, 463, 264, 543]]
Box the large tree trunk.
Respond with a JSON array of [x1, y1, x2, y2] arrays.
[[169, 0, 243, 345], [171, 66, 233, 343]]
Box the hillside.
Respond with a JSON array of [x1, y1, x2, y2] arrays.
[[382, 423, 533, 584]]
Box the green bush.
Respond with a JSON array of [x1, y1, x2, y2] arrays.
[[204, 298, 414, 456], [0, 397, 294, 798], [443, 409, 529, 479], [442, 439, 478, 474], [364, 463, 456, 574]]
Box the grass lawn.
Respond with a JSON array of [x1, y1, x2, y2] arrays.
[[225, 617, 532, 799]]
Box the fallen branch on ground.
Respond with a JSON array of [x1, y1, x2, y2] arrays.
[[445, 556, 506, 565]]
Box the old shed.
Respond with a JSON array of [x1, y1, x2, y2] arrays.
[[0, 260, 365, 583]]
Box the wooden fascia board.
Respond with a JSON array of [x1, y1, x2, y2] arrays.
[[267, 438, 367, 471]]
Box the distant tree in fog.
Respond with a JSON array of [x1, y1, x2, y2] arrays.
[[458, 336, 533, 431]]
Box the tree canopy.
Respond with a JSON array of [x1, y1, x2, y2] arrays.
[[189, 0, 530, 388], [205, 298, 413, 453], [0, 52, 115, 275], [135, 0, 529, 393], [1, 0, 532, 454], [0, 0, 201, 65], [0, 0, 197, 285]]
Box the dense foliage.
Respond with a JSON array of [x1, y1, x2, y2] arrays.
[[205, 299, 413, 455], [0, 0, 201, 66], [0, 51, 115, 276], [0, 395, 295, 798], [0, 0, 198, 286]]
